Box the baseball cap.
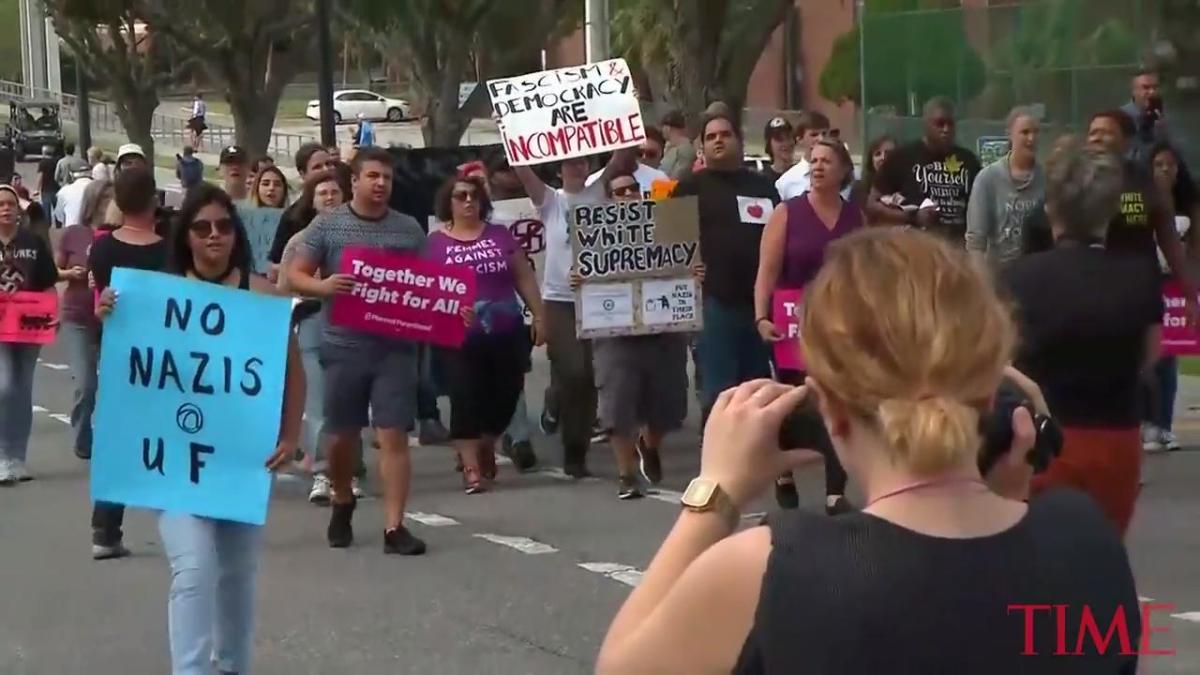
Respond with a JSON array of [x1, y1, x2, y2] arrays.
[[219, 145, 248, 165], [116, 143, 145, 162], [765, 116, 793, 137]]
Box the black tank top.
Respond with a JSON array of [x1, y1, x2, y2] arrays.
[[734, 489, 1140, 674]]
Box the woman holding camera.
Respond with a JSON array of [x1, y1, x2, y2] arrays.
[[597, 228, 1139, 674]]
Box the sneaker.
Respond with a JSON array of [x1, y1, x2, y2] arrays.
[[11, 460, 31, 482], [309, 473, 332, 505], [74, 446, 91, 460], [327, 499, 356, 548], [774, 477, 800, 510], [418, 419, 450, 446], [0, 459, 16, 486], [1161, 429, 1182, 452], [351, 476, 366, 498], [635, 438, 663, 485], [563, 462, 593, 480], [539, 408, 559, 435], [617, 475, 644, 500], [508, 439, 538, 472], [91, 543, 130, 560], [383, 525, 427, 556], [1142, 424, 1164, 452], [590, 425, 609, 445], [825, 496, 855, 516]]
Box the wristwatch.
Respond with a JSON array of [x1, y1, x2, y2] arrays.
[[681, 478, 740, 527]]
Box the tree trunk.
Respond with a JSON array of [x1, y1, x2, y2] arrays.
[[418, 47, 472, 148], [111, 85, 159, 161]]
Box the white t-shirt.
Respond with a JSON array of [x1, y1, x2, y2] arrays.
[[192, 98, 207, 118], [539, 181, 607, 303], [774, 157, 854, 201], [586, 162, 669, 196], [54, 176, 93, 226]]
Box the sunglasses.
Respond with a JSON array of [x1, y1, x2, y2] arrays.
[[189, 218, 235, 237], [612, 184, 640, 197], [452, 190, 478, 202], [640, 148, 662, 160]]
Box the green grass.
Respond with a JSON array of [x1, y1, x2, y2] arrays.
[[191, 98, 312, 121], [1178, 357, 1200, 378]]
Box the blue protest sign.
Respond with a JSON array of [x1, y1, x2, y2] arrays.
[[238, 205, 283, 276], [91, 269, 292, 525]]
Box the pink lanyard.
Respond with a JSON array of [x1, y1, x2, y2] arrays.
[[864, 476, 987, 509]]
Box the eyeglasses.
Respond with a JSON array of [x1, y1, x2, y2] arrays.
[[452, 191, 478, 203], [189, 218, 234, 237], [640, 148, 662, 160], [612, 184, 640, 197]]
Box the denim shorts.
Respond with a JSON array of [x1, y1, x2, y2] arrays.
[[319, 341, 417, 432]]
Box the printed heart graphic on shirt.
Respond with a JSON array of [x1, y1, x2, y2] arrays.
[[747, 204, 764, 219]]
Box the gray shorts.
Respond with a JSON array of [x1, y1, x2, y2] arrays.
[[319, 341, 417, 432], [594, 334, 688, 436]]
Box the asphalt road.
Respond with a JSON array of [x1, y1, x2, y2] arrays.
[[3, 163, 1200, 674]]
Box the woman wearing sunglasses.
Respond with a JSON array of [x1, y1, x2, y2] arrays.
[[427, 173, 544, 493], [98, 183, 305, 675]]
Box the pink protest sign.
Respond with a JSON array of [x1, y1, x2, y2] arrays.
[[330, 247, 476, 348], [1162, 281, 1200, 356], [771, 289, 806, 372], [0, 291, 59, 344]]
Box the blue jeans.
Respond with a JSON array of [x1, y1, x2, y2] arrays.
[[0, 343, 41, 463], [504, 392, 532, 443], [695, 297, 771, 414], [61, 320, 99, 455], [1146, 356, 1178, 430], [158, 513, 263, 675]]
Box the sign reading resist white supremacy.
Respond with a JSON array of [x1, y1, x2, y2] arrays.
[[488, 59, 645, 166], [571, 196, 702, 338]]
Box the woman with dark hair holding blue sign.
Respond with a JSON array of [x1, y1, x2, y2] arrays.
[[98, 183, 305, 675]]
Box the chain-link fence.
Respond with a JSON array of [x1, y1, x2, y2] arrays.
[[857, 0, 1185, 165]]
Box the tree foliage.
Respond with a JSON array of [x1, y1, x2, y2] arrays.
[[342, 0, 581, 148], [43, 0, 170, 158], [612, 0, 792, 121]]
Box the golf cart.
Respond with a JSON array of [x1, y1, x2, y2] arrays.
[[4, 100, 65, 161]]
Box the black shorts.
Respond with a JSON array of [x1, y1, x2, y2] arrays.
[[188, 116, 207, 133], [443, 332, 528, 440]]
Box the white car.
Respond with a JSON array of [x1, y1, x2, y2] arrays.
[[305, 90, 411, 124]]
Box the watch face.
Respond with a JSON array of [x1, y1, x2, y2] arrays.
[[682, 478, 716, 507]]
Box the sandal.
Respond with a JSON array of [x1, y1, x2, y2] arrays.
[[463, 466, 487, 495], [480, 446, 498, 481]]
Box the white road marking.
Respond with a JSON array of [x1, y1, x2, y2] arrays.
[[32, 405, 47, 413], [48, 413, 71, 425], [536, 467, 599, 482], [407, 512, 460, 527], [39, 363, 69, 371], [647, 488, 684, 504], [742, 512, 767, 521], [1139, 596, 1156, 603], [1172, 612, 1200, 622], [473, 533, 557, 555], [579, 562, 643, 587]]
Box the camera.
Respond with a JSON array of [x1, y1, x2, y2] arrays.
[[977, 378, 1062, 476]]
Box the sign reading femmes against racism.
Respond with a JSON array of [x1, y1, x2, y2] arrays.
[[238, 206, 284, 276], [91, 269, 291, 526], [489, 59, 645, 166], [330, 246, 477, 348], [571, 196, 702, 338]]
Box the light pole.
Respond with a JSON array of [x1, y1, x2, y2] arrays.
[[584, 0, 609, 63], [315, 0, 336, 147]]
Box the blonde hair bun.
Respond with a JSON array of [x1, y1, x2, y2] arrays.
[[877, 396, 981, 475]]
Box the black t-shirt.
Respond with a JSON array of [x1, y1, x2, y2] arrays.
[[1003, 245, 1162, 427], [1106, 159, 1167, 258], [268, 202, 312, 264], [875, 140, 981, 240], [88, 234, 169, 292], [674, 168, 780, 307], [735, 489, 1139, 674], [37, 157, 59, 194], [0, 227, 58, 292]]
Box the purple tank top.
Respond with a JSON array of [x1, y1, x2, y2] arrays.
[[780, 193, 862, 289]]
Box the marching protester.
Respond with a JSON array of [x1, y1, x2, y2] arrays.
[[508, 141, 633, 478], [754, 139, 861, 513], [88, 167, 170, 559], [275, 167, 368, 503], [218, 146, 250, 202], [55, 179, 112, 461], [639, 126, 666, 171], [966, 107, 1045, 268], [597, 228, 1140, 675], [868, 97, 982, 241], [674, 112, 779, 424], [288, 147, 430, 554], [267, 143, 341, 270], [176, 146, 206, 198], [116, 143, 150, 174], [1143, 141, 1198, 452], [250, 165, 290, 209], [759, 116, 795, 184], [774, 111, 834, 200], [0, 184, 58, 485], [428, 172, 544, 493], [1004, 140, 1161, 536], [54, 166, 95, 228], [55, 142, 89, 188], [659, 110, 696, 180], [574, 170, 699, 498], [88, 146, 111, 182], [98, 183, 305, 675], [587, 134, 668, 195], [848, 134, 895, 209], [36, 145, 60, 225]]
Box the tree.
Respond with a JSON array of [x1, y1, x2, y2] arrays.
[[611, 0, 793, 120], [141, 0, 315, 158], [818, 0, 986, 114], [43, 0, 168, 158], [342, 0, 581, 147]]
